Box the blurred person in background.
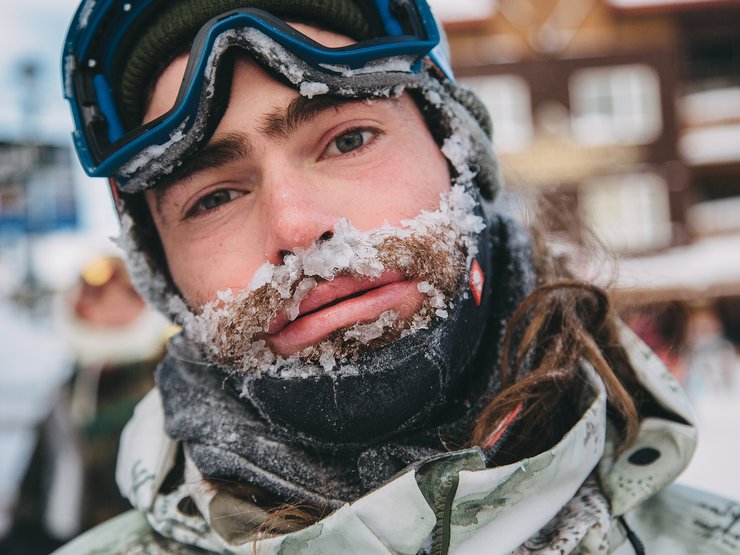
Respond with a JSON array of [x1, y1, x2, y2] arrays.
[[683, 306, 737, 399], [0, 256, 169, 554], [0, 302, 72, 555], [57, 256, 170, 528], [55, 1, 740, 554]]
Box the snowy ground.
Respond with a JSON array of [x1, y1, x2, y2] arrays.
[[677, 356, 740, 501]]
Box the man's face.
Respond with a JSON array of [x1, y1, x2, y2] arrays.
[[144, 24, 451, 357]]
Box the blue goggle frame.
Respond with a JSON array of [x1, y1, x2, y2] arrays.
[[62, 0, 454, 183]]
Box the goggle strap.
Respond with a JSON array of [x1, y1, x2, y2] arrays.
[[109, 177, 123, 218], [429, 45, 455, 83], [93, 74, 126, 143]]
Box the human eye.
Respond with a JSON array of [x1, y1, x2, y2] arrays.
[[186, 188, 246, 218], [321, 127, 382, 159]]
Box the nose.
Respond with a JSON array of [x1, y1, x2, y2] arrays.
[[262, 172, 337, 264], [276, 230, 334, 262]]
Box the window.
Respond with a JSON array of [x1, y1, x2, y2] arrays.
[[570, 65, 662, 145], [427, 0, 496, 22], [463, 74, 533, 152], [579, 172, 672, 253]]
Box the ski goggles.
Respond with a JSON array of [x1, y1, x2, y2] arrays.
[[62, 0, 454, 193]]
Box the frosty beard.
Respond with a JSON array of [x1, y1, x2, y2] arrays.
[[212, 232, 462, 371], [175, 185, 485, 375]]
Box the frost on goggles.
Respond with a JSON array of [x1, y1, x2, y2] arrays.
[[62, 1, 454, 191]]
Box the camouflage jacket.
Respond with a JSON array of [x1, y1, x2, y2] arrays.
[[53, 327, 740, 555]]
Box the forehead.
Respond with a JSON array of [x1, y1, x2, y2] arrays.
[[290, 22, 356, 48]]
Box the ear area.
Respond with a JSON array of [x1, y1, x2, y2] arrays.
[[447, 83, 500, 201]]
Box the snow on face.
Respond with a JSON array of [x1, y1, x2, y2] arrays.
[[171, 185, 484, 374]]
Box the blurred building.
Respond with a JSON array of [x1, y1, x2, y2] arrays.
[[0, 142, 77, 234], [0, 141, 78, 298], [437, 0, 740, 350]]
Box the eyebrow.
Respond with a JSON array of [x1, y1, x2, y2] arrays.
[[153, 96, 365, 215], [259, 95, 359, 140], [153, 132, 253, 215]]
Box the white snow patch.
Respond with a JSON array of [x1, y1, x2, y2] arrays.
[[216, 289, 234, 304], [609, 0, 716, 9], [204, 31, 239, 99], [119, 121, 189, 176], [242, 28, 306, 84], [681, 86, 740, 126], [424, 90, 443, 107], [318, 342, 337, 372], [441, 132, 475, 183], [78, 0, 96, 29], [605, 232, 740, 296], [63, 55, 76, 99], [417, 281, 432, 294], [114, 213, 173, 316], [300, 82, 329, 98], [680, 123, 740, 166], [319, 56, 415, 77], [428, 0, 495, 22], [248, 218, 386, 294]]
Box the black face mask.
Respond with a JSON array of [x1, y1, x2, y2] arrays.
[[157, 208, 537, 508]]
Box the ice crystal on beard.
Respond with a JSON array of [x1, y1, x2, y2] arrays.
[[318, 342, 336, 372], [343, 311, 399, 344], [285, 278, 317, 323], [417, 282, 432, 294], [249, 219, 385, 293]]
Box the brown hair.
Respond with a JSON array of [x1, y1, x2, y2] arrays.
[[470, 225, 644, 463]]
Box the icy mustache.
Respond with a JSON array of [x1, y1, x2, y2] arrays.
[[178, 185, 485, 373]]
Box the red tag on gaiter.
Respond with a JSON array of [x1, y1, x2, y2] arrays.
[[469, 258, 484, 307]]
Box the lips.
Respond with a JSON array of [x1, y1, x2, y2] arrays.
[[265, 271, 423, 356]]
